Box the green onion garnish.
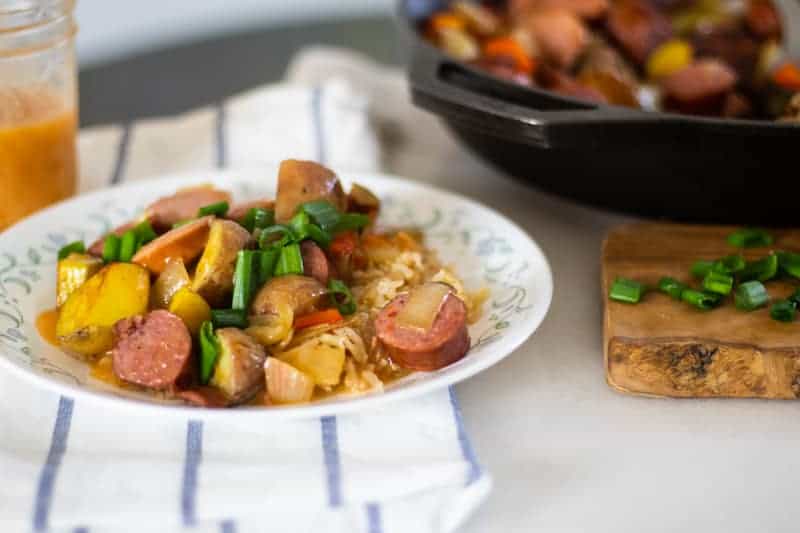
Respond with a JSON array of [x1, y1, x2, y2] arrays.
[[242, 207, 275, 233], [788, 288, 800, 308], [681, 289, 721, 310], [328, 279, 357, 315], [274, 242, 303, 276], [702, 270, 734, 295], [727, 228, 773, 248], [770, 299, 797, 322], [609, 277, 644, 304], [305, 223, 332, 248], [199, 321, 220, 384], [300, 200, 341, 232], [232, 250, 257, 310], [288, 211, 312, 240], [57, 241, 86, 260], [211, 308, 249, 329], [257, 248, 280, 286], [197, 201, 229, 218], [102, 234, 121, 263], [739, 253, 778, 282], [712, 254, 746, 275], [258, 225, 295, 250], [734, 281, 769, 311], [333, 213, 371, 233], [778, 252, 800, 278], [690, 260, 714, 279], [118, 230, 139, 262], [133, 220, 157, 245], [658, 277, 686, 300]]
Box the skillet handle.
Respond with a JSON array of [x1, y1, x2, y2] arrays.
[[408, 46, 647, 150]]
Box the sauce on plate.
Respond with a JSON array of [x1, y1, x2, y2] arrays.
[[35, 308, 60, 347]]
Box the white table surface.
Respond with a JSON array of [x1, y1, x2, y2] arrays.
[[289, 49, 800, 533]]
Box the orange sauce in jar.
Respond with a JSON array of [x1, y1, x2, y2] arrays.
[[0, 87, 77, 231]]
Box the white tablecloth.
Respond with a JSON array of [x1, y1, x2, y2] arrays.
[[288, 48, 800, 533]]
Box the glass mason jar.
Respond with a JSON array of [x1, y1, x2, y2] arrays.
[[0, 0, 78, 231]]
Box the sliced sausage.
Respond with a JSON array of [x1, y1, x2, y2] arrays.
[[145, 186, 231, 232], [538, 66, 609, 104], [375, 292, 470, 371], [274, 160, 347, 223], [179, 387, 230, 408], [112, 310, 192, 390], [510, 0, 608, 19], [722, 92, 753, 118], [88, 220, 139, 257], [132, 216, 212, 275], [301, 240, 332, 285], [662, 59, 738, 114], [691, 23, 760, 85], [746, 0, 782, 39], [226, 199, 275, 223], [606, 0, 672, 65], [525, 8, 589, 69]]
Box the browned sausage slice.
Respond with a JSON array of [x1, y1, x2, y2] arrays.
[[661, 59, 738, 114], [132, 216, 212, 275], [145, 186, 231, 232], [525, 8, 589, 69], [375, 291, 470, 371], [511, 0, 608, 19], [226, 199, 274, 223], [112, 310, 192, 390], [606, 0, 672, 65], [178, 387, 230, 408], [301, 240, 332, 285], [274, 160, 347, 223]]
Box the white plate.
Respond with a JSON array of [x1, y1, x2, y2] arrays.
[[0, 168, 552, 419]]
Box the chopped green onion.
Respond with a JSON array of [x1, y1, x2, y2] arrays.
[[778, 252, 800, 278], [681, 289, 721, 310], [712, 254, 746, 275], [211, 308, 249, 329], [57, 241, 86, 260], [258, 225, 295, 250], [274, 243, 303, 276], [609, 277, 644, 304], [102, 234, 121, 263], [242, 207, 274, 233], [690, 260, 714, 279], [288, 211, 312, 240], [727, 228, 773, 248], [232, 250, 257, 310], [328, 279, 357, 315], [770, 299, 797, 322], [658, 277, 686, 300], [734, 281, 769, 311], [788, 288, 800, 308], [133, 220, 157, 245], [305, 223, 332, 248], [702, 270, 734, 295], [199, 321, 220, 384], [333, 213, 370, 233], [118, 230, 139, 262], [300, 200, 341, 232], [739, 253, 778, 282], [197, 201, 229, 218], [257, 248, 280, 286]]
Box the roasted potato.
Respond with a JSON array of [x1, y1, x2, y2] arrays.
[[191, 219, 251, 307], [274, 159, 347, 222], [56, 263, 150, 356], [168, 288, 211, 335], [56, 253, 103, 307], [277, 338, 345, 386], [250, 275, 327, 317], [211, 328, 267, 403]]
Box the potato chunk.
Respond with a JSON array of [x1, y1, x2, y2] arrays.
[[56, 253, 103, 307], [56, 263, 150, 357], [192, 219, 251, 307], [211, 328, 267, 403], [274, 159, 347, 223]]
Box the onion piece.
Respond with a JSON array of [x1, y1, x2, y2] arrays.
[[395, 282, 451, 332], [150, 258, 190, 309], [264, 358, 314, 404]]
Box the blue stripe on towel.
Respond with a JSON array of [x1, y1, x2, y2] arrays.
[[215, 101, 227, 169], [73, 527, 89, 533], [448, 386, 482, 485], [32, 396, 74, 532], [220, 518, 237, 533], [110, 122, 132, 185], [181, 420, 203, 526], [320, 415, 342, 507], [366, 503, 383, 533], [311, 85, 327, 164]]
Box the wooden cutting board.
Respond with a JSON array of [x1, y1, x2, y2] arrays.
[[603, 223, 800, 399]]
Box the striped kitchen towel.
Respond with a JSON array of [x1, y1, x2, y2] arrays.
[[0, 70, 490, 531]]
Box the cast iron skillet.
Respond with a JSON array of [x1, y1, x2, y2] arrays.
[[400, 0, 800, 225]]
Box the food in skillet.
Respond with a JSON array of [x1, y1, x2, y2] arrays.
[[423, 0, 800, 120], [47, 160, 487, 407]]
